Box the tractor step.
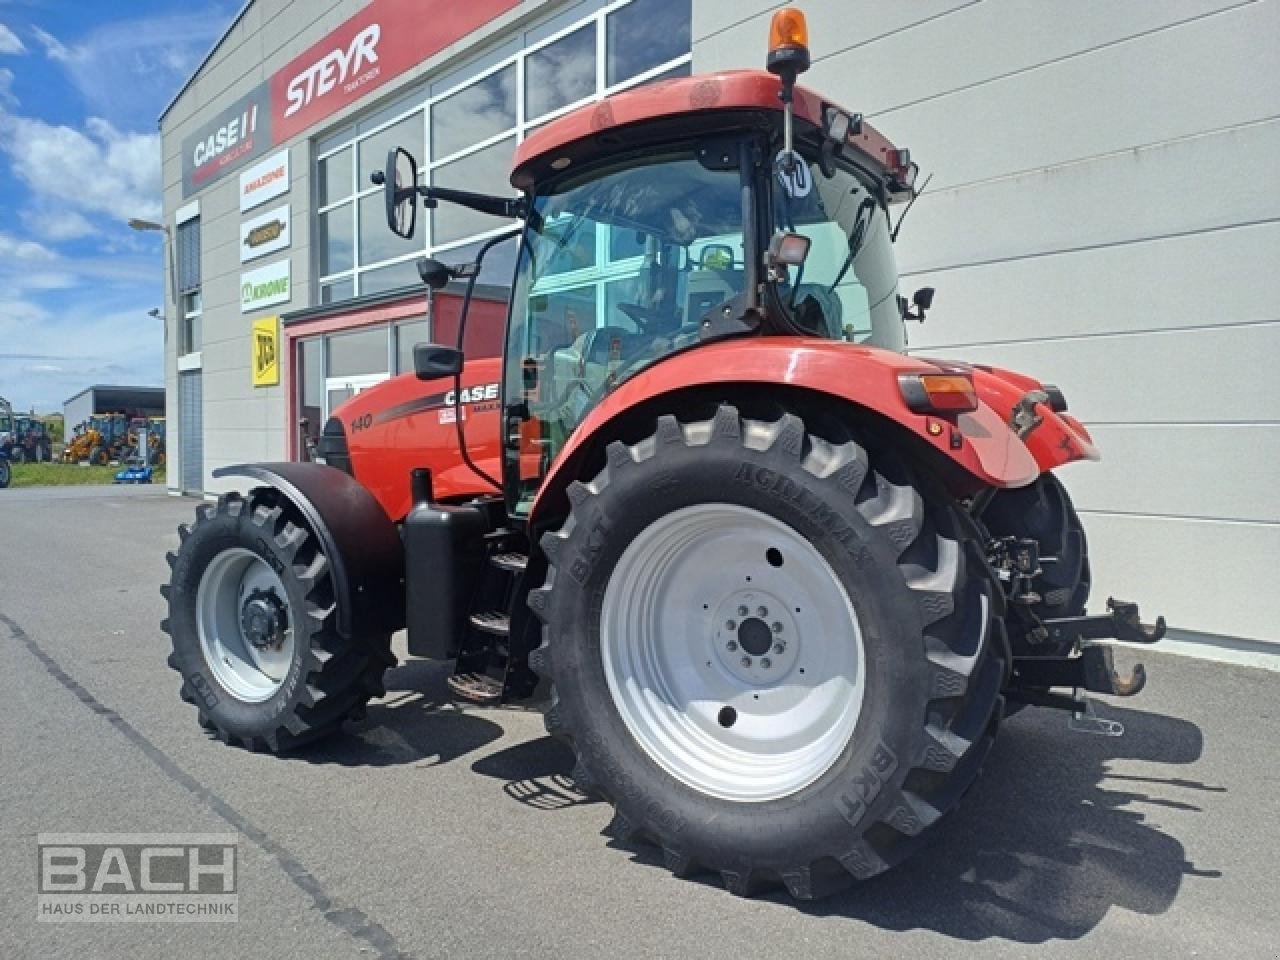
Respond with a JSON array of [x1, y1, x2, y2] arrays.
[[469, 611, 510, 636], [491, 552, 528, 574], [446, 672, 504, 705]]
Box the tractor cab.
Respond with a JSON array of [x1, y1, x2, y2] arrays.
[[376, 53, 920, 515]]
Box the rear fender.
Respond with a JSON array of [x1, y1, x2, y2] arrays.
[[213, 462, 405, 637], [529, 338, 1039, 526]]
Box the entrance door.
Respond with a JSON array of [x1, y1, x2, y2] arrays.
[[178, 371, 203, 494], [324, 372, 389, 420]]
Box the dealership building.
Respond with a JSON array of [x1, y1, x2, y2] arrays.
[[159, 0, 1277, 647]]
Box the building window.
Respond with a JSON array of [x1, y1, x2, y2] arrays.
[[181, 290, 203, 355], [176, 217, 202, 355], [314, 0, 693, 304]]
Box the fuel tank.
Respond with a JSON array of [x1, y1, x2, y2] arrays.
[[330, 358, 504, 521]]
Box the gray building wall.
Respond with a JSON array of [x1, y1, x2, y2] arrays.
[[61, 392, 94, 441], [695, 0, 1279, 643], [161, 0, 560, 497]]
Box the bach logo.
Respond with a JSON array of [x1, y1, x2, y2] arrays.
[[37, 834, 238, 923], [283, 22, 381, 119]]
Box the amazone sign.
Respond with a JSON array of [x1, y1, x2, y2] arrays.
[[178, 0, 519, 198], [240, 259, 292, 313]]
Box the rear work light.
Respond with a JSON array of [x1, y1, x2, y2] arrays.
[[898, 374, 980, 415]]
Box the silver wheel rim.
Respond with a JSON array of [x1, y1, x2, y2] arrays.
[[196, 547, 295, 703], [600, 503, 865, 803]]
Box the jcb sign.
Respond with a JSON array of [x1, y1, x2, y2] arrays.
[[252, 317, 280, 387], [37, 833, 238, 923]]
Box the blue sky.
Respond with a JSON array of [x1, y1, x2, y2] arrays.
[[0, 0, 237, 413]]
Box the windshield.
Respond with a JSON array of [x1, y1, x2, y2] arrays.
[[771, 155, 905, 352], [504, 147, 747, 511]]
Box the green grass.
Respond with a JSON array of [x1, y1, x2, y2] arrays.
[[8, 462, 167, 487]]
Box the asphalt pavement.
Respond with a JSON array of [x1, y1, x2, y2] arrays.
[[1, 485, 1277, 959]]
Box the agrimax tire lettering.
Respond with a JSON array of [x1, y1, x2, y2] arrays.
[[834, 742, 898, 827], [734, 463, 857, 548]]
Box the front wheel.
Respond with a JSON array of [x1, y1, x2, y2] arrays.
[[162, 493, 393, 751], [530, 405, 1006, 898], [0, 458, 9, 489]]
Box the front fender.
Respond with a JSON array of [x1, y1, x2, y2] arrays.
[[961, 364, 1100, 471], [530, 338, 1039, 523], [213, 462, 405, 637]]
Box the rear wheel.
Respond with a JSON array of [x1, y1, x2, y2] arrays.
[[162, 492, 394, 751], [530, 405, 1006, 898]]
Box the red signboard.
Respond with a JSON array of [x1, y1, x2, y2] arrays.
[[269, 0, 521, 143]]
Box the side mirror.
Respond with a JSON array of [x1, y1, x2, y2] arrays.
[[903, 286, 935, 323], [374, 147, 419, 239], [417, 257, 452, 290], [766, 231, 811, 267], [413, 343, 463, 380]]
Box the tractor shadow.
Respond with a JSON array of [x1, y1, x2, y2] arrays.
[[295, 658, 505, 768], [595, 702, 1219, 943], [784, 703, 1219, 941], [471, 736, 594, 811]]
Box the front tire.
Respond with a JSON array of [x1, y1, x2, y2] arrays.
[[530, 405, 1006, 898], [0, 458, 9, 489], [162, 493, 393, 751]]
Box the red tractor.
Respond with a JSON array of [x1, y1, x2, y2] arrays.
[[163, 9, 1164, 899]]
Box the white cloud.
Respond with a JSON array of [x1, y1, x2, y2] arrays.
[[30, 25, 70, 62], [29, 10, 235, 125], [0, 110, 161, 222], [0, 230, 55, 261], [0, 23, 23, 55], [19, 205, 97, 241], [0, 65, 14, 105]]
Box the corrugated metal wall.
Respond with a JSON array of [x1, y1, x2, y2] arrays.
[[695, 0, 1280, 642], [178, 372, 203, 495]]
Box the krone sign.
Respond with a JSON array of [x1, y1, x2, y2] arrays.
[[240, 259, 291, 313]]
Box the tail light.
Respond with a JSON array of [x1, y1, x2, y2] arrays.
[[898, 373, 979, 415]]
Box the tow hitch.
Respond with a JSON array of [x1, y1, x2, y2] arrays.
[[1008, 598, 1167, 735]]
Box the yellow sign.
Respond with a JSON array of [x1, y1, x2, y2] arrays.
[[251, 316, 280, 387]]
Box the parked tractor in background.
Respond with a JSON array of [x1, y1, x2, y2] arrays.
[[0, 396, 52, 463], [162, 9, 1165, 900], [64, 414, 131, 465]]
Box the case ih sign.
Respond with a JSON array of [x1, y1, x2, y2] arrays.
[[180, 0, 519, 197]]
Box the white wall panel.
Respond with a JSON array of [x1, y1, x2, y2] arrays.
[[1079, 511, 1279, 642], [905, 221, 1280, 349], [923, 322, 1280, 424], [896, 117, 1280, 273], [863, 1, 1280, 189], [1056, 425, 1280, 524]]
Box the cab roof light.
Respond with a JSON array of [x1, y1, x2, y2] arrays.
[[768, 7, 810, 57], [899, 374, 980, 415]]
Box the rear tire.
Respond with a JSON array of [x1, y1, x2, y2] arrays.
[[161, 492, 394, 752], [530, 405, 1006, 898]]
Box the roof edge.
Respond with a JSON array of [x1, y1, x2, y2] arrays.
[[158, 0, 255, 126]]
